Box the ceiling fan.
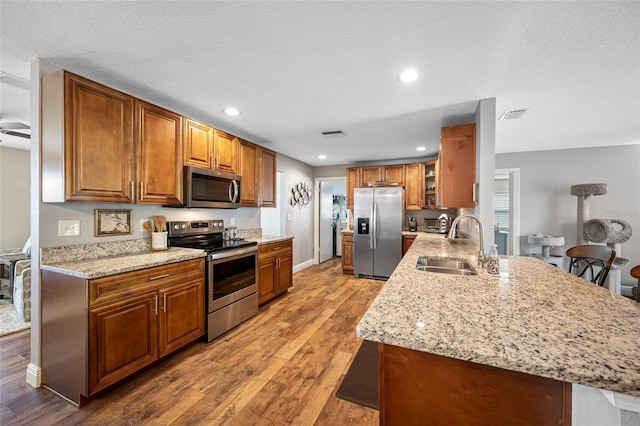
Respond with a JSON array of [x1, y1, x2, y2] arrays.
[[0, 121, 31, 142]]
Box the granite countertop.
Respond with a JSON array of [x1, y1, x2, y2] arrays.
[[251, 235, 294, 244], [41, 247, 206, 279], [356, 233, 640, 396]]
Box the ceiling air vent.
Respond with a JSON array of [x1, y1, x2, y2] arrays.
[[321, 130, 346, 137], [498, 109, 528, 120]]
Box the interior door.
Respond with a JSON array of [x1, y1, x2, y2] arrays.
[[319, 181, 334, 263]]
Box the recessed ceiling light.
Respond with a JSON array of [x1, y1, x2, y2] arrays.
[[318, 154, 327, 160], [224, 107, 240, 116], [399, 69, 419, 83], [416, 146, 426, 152]]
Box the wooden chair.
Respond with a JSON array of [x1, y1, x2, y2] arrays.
[[566, 245, 616, 287], [631, 265, 640, 302]]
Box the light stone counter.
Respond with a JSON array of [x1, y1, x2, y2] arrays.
[[250, 235, 294, 244], [356, 233, 640, 396], [41, 247, 206, 279]]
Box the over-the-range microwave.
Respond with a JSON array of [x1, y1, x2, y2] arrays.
[[182, 166, 242, 209]]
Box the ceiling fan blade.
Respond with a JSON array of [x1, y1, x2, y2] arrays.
[[0, 129, 30, 139], [0, 122, 31, 130]]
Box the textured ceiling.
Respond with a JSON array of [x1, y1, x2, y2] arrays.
[[1, 1, 638, 166]]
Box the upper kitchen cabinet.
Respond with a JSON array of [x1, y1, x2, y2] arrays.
[[213, 129, 239, 174], [439, 123, 476, 208], [42, 71, 135, 203], [136, 100, 183, 205], [382, 164, 405, 186], [423, 160, 439, 209], [404, 163, 424, 210], [346, 167, 360, 210], [360, 166, 382, 186], [183, 118, 214, 169], [239, 139, 277, 208], [41, 70, 183, 205]]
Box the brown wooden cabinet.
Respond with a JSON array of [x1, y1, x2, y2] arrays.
[[380, 343, 571, 425], [239, 139, 277, 207], [41, 70, 183, 205], [136, 100, 183, 205], [213, 129, 239, 174], [423, 160, 439, 209], [402, 235, 416, 256], [42, 258, 205, 405], [439, 123, 476, 208], [360, 166, 382, 186], [42, 70, 136, 203], [341, 231, 354, 274], [346, 167, 360, 210], [404, 163, 424, 210], [382, 164, 405, 186], [184, 118, 215, 169], [258, 240, 293, 305]]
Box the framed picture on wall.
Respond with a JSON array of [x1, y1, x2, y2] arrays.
[[94, 209, 133, 236]]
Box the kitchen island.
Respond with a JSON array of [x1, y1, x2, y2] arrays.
[[356, 233, 640, 425]]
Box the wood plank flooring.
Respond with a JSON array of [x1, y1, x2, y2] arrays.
[[0, 258, 383, 425]]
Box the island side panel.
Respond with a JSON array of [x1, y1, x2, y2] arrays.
[[379, 343, 571, 426], [42, 270, 88, 405]]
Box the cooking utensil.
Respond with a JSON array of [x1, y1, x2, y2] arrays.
[[143, 220, 153, 232], [149, 217, 155, 232]]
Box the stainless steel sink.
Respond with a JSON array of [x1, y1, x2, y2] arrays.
[[415, 256, 477, 275]]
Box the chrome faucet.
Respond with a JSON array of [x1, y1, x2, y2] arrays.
[[447, 214, 486, 267]]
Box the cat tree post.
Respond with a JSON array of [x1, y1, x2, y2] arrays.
[[570, 184, 607, 245]]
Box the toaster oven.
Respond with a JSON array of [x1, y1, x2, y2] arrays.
[[424, 218, 449, 234]]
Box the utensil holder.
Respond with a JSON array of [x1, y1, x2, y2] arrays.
[[151, 232, 168, 250]]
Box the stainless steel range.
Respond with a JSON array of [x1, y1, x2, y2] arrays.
[[167, 220, 258, 342]]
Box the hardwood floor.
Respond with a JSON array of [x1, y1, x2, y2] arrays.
[[0, 258, 383, 425]]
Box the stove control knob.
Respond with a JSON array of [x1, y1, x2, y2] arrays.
[[173, 224, 180, 230], [181, 224, 187, 229]]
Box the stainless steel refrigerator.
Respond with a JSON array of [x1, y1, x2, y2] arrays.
[[353, 186, 403, 279]]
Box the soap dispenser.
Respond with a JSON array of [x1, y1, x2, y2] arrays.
[[487, 244, 500, 275]]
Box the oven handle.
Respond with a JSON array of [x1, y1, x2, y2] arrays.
[[208, 246, 258, 261], [229, 180, 239, 203]]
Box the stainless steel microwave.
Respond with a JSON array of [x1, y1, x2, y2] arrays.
[[183, 166, 241, 209]]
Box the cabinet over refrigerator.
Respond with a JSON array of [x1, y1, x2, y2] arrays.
[[353, 186, 403, 280]]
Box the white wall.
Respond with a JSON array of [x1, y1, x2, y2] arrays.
[[496, 144, 640, 286], [0, 146, 30, 249]]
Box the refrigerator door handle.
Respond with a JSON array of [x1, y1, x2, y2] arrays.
[[372, 201, 378, 250]]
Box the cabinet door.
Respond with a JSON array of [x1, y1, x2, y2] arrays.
[[88, 291, 158, 395], [424, 160, 438, 209], [402, 235, 416, 256], [341, 233, 354, 274], [440, 123, 476, 208], [239, 140, 260, 207], [213, 129, 239, 174], [346, 167, 360, 210], [259, 147, 277, 207], [383, 164, 405, 186], [158, 280, 205, 358], [276, 250, 293, 294], [63, 72, 135, 203], [136, 100, 183, 205], [184, 118, 214, 169], [404, 163, 424, 210], [258, 257, 278, 305], [361, 166, 382, 186]]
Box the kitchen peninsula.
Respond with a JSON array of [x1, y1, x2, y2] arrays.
[[357, 233, 640, 425]]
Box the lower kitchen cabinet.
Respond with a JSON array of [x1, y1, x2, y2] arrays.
[[402, 235, 416, 256], [42, 258, 205, 405], [258, 239, 293, 305], [342, 231, 354, 274]]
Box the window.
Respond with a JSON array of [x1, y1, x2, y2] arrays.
[[494, 191, 509, 232]]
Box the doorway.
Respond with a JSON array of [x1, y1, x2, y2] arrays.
[[314, 177, 346, 264], [494, 168, 520, 255]]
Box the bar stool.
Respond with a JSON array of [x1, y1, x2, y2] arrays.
[[566, 245, 616, 287], [631, 265, 640, 302]]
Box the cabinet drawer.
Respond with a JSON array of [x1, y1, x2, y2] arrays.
[[89, 258, 204, 307], [258, 240, 292, 258]]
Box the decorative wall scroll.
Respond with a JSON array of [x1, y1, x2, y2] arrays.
[[290, 181, 312, 206]]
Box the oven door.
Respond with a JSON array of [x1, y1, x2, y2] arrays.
[[208, 246, 257, 312]]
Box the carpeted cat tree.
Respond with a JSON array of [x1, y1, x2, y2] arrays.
[[571, 183, 632, 294]]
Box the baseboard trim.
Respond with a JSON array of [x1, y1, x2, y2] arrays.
[[601, 389, 640, 413], [26, 362, 42, 388], [294, 259, 314, 273]]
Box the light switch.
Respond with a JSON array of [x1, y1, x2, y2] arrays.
[[58, 220, 80, 236]]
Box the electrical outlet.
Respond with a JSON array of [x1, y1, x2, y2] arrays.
[[58, 220, 80, 236]]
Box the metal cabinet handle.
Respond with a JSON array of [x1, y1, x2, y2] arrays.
[[163, 293, 167, 312], [149, 273, 170, 281], [131, 181, 135, 199], [153, 295, 158, 315]]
